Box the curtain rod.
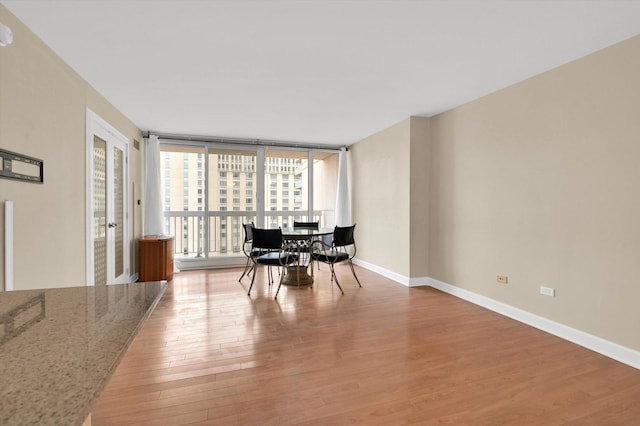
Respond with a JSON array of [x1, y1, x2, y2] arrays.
[[144, 131, 348, 151]]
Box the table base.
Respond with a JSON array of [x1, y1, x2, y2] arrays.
[[282, 265, 313, 286]]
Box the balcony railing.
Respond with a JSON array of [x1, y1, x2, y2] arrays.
[[164, 210, 325, 258]]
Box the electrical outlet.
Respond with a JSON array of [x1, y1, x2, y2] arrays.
[[540, 286, 555, 297], [497, 275, 508, 284]]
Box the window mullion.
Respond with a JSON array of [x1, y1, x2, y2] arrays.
[[308, 151, 313, 222], [256, 147, 265, 227], [203, 145, 210, 257]]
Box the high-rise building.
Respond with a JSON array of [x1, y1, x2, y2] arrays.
[[160, 147, 329, 259]]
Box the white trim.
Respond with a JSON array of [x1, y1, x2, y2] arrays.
[[352, 257, 640, 370], [4, 200, 14, 291], [353, 257, 419, 287], [428, 277, 640, 371], [85, 113, 94, 285], [409, 276, 430, 287], [352, 257, 429, 287]]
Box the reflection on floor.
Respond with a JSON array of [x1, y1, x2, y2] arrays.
[[92, 265, 640, 425]]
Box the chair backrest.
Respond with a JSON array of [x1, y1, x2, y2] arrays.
[[333, 224, 356, 247], [293, 220, 319, 230], [252, 227, 283, 250], [242, 223, 254, 243]]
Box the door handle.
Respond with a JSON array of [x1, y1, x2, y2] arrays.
[[108, 222, 118, 228]]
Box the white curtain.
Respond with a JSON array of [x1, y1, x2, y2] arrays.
[[144, 135, 165, 235], [335, 147, 352, 226]]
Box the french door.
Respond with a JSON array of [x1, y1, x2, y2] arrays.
[[86, 110, 129, 285]]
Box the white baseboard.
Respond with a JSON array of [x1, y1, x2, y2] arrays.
[[352, 258, 430, 287], [351, 258, 640, 370], [352, 258, 413, 286], [428, 277, 640, 371]]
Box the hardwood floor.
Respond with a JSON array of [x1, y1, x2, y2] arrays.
[[92, 265, 640, 425]]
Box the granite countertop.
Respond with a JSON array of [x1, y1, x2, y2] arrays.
[[0, 281, 166, 426]]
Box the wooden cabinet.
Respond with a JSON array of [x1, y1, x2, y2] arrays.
[[138, 235, 174, 282]]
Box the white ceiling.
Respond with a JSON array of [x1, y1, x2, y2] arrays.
[[3, 1, 640, 145]]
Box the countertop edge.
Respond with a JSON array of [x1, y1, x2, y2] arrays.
[[78, 281, 168, 426]]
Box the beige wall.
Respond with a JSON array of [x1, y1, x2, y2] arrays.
[[351, 35, 640, 352], [409, 117, 430, 278], [429, 35, 640, 351], [0, 5, 143, 290], [350, 117, 431, 279], [351, 116, 431, 279], [351, 118, 412, 276]]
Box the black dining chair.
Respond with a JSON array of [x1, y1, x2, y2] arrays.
[[239, 222, 258, 282], [293, 220, 319, 230], [292, 220, 320, 270], [248, 227, 298, 298], [311, 224, 362, 294]]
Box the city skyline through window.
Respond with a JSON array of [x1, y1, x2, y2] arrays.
[[160, 143, 338, 262]]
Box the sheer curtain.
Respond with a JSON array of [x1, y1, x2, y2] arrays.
[[335, 147, 352, 226], [144, 135, 165, 235]]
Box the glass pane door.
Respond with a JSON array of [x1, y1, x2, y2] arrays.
[[93, 136, 107, 285], [87, 110, 129, 286], [112, 145, 124, 277], [92, 135, 127, 285]]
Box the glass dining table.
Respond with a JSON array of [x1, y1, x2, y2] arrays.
[[279, 227, 333, 286]]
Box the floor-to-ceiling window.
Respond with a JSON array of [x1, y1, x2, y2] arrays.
[[264, 149, 310, 229], [313, 151, 339, 229], [161, 144, 206, 257], [208, 148, 257, 255], [160, 141, 338, 268]]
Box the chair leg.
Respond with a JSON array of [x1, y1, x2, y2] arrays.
[[248, 263, 257, 296], [239, 256, 252, 281], [329, 264, 344, 294], [274, 267, 286, 299], [348, 260, 362, 287]]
